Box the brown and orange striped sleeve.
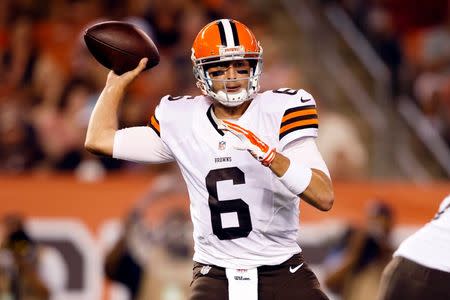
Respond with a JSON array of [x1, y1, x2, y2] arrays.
[[279, 105, 318, 140], [147, 114, 160, 137]]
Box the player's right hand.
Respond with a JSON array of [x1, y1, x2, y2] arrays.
[[219, 120, 276, 167], [106, 57, 148, 88]]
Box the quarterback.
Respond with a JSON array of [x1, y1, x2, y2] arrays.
[[85, 19, 334, 300]]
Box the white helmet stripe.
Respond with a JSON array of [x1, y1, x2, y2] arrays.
[[220, 19, 236, 47]]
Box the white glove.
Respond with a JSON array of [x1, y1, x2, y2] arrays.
[[219, 120, 276, 167]]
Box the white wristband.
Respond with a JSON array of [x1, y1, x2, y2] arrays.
[[278, 162, 312, 195]]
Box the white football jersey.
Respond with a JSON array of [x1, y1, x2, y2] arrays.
[[151, 89, 318, 268], [146, 88, 319, 269], [394, 195, 450, 272]]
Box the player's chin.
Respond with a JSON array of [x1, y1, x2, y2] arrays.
[[225, 87, 243, 93]]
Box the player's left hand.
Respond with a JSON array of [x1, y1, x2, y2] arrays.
[[218, 120, 276, 167]]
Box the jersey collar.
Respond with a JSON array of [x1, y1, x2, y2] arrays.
[[206, 105, 225, 136]]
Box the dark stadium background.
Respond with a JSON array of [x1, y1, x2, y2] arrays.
[[0, 0, 449, 299]]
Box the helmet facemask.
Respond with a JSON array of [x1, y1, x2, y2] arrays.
[[192, 47, 263, 107]]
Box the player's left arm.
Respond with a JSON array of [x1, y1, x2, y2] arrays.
[[218, 87, 334, 210], [270, 139, 334, 211], [219, 120, 333, 211]]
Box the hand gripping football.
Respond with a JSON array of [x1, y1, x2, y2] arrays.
[[84, 21, 160, 75]]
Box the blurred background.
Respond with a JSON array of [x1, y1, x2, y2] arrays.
[[0, 0, 449, 299]]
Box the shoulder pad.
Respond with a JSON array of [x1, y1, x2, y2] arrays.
[[274, 89, 319, 148], [147, 95, 199, 137]]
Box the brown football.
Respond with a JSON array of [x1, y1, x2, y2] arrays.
[[84, 21, 159, 75]]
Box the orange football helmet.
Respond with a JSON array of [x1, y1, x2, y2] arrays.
[[191, 19, 263, 106]]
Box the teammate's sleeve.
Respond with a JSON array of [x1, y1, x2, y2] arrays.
[[113, 126, 174, 163], [278, 89, 319, 149], [282, 137, 331, 179], [439, 195, 450, 208]]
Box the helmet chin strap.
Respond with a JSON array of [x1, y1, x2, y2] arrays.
[[216, 89, 249, 107]]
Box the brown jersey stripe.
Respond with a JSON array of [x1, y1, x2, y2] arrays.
[[229, 20, 240, 45], [217, 21, 227, 46], [280, 119, 319, 135], [279, 124, 319, 139], [151, 114, 160, 126], [206, 105, 225, 136], [282, 107, 317, 123], [284, 105, 316, 115], [281, 114, 318, 128], [148, 115, 160, 137]]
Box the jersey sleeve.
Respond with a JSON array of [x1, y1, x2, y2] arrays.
[[283, 137, 331, 179], [113, 97, 175, 163], [278, 89, 319, 149], [113, 125, 174, 163], [147, 103, 162, 137]]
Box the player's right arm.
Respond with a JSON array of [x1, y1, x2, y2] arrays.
[[85, 58, 148, 156]]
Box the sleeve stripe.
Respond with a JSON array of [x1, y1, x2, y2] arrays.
[[281, 114, 318, 128], [279, 105, 319, 140], [279, 123, 319, 139], [284, 104, 316, 115], [280, 118, 319, 134], [148, 115, 160, 136], [282, 107, 317, 123]]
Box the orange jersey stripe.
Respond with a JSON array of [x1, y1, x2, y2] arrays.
[[150, 116, 160, 133], [282, 108, 317, 123], [280, 119, 319, 134]]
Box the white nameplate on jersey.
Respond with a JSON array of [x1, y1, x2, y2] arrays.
[[225, 268, 258, 300]]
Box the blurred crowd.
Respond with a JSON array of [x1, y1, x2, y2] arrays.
[[0, 214, 63, 300], [0, 0, 373, 180], [0, 1, 446, 299], [333, 0, 450, 146], [323, 200, 394, 300], [0, 1, 449, 176], [0, 194, 395, 300], [103, 171, 193, 300], [0, 0, 265, 176]]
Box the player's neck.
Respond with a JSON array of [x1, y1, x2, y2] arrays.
[[213, 101, 252, 120]]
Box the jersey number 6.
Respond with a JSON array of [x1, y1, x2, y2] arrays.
[[206, 167, 253, 240]]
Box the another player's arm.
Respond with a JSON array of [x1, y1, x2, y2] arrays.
[[270, 152, 334, 211], [85, 58, 148, 156]]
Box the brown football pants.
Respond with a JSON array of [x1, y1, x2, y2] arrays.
[[189, 253, 329, 300], [378, 256, 450, 300]]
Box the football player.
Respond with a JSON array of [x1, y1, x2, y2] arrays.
[[377, 194, 450, 300], [85, 19, 334, 300]]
